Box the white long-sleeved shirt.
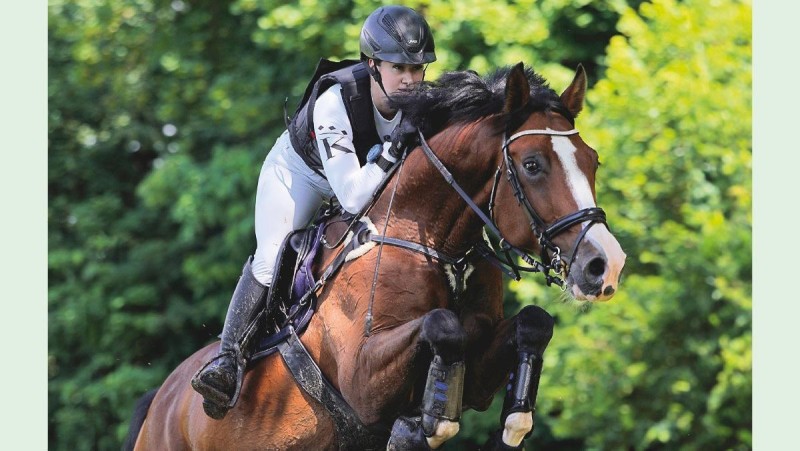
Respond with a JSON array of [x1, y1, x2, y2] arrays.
[[313, 84, 400, 214]]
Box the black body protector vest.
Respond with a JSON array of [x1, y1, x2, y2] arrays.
[[287, 59, 381, 178]]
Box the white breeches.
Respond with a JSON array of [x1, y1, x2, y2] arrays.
[[250, 131, 334, 285]]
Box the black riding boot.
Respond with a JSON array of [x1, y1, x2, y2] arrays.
[[191, 257, 268, 419]]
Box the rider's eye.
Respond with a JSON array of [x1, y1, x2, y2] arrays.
[[523, 160, 541, 174]]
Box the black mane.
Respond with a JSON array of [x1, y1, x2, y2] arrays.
[[389, 65, 573, 137]]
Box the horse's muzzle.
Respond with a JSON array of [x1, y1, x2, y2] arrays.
[[566, 226, 626, 302]]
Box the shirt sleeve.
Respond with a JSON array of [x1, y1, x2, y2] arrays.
[[313, 84, 397, 214]]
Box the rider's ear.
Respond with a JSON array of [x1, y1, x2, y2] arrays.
[[560, 64, 587, 118], [502, 62, 530, 115]]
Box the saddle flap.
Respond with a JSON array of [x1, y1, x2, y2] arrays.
[[264, 226, 322, 330]]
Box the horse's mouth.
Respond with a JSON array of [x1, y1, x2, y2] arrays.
[[568, 279, 614, 302]]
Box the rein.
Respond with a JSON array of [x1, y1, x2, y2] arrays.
[[417, 127, 608, 287], [364, 154, 407, 337]]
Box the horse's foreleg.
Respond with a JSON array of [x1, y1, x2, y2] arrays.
[[482, 305, 554, 451], [386, 308, 467, 450]]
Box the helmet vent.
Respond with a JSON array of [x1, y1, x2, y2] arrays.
[[381, 14, 404, 43], [360, 5, 436, 64], [365, 33, 380, 52]]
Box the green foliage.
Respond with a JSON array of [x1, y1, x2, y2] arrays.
[[507, 0, 752, 449], [48, 0, 750, 449]]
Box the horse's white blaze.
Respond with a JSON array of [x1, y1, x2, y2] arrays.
[[502, 411, 533, 447], [551, 134, 595, 210], [551, 134, 626, 300]]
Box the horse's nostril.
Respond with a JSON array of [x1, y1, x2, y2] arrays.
[[586, 257, 606, 278]]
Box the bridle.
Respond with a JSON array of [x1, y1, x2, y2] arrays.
[[417, 127, 608, 288]]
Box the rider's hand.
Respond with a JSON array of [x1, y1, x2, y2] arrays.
[[388, 116, 418, 159]]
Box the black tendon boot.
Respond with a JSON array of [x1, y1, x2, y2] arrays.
[[191, 257, 268, 419]]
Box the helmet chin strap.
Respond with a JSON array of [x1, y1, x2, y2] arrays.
[[368, 60, 390, 99], [369, 60, 399, 121]]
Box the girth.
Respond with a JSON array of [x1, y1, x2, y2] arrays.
[[277, 327, 389, 450]]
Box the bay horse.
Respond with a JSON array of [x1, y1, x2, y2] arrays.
[[126, 63, 626, 450]]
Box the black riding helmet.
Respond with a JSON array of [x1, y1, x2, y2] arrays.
[[360, 5, 436, 65]]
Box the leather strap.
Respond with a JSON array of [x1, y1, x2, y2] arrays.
[[277, 327, 388, 450], [369, 234, 460, 266]]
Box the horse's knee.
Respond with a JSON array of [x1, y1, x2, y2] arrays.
[[420, 309, 466, 364], [515, 305, 554, 354]]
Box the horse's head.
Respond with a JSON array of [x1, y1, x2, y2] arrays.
[[492, 63, 626, 301], [390, 63, 625, 300]]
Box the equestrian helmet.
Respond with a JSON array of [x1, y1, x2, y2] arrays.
[[360, 5, 436, 65]]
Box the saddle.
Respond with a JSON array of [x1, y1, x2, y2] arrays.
[[249, 207, 380, 360]]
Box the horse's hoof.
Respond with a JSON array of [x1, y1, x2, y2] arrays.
[[387, 416, 431, 451], [202, 399, 229, 420], [480, 429, 523, 451]]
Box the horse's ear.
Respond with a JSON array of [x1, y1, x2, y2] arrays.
[[560, 64, 587, 118], [503, 62, 530, 114]]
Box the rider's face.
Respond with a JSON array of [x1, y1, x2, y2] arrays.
[[370, 60, 425, 117], [375, 60, 425, 93]]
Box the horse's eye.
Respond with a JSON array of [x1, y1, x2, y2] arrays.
[[523, 160, 540, 174]]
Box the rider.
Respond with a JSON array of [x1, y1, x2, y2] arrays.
[[191, 5, 437, 419]]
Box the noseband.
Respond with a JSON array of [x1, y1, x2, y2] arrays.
[[417, 127, 608, 288]]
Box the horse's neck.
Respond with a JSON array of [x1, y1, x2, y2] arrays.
[[375, 125, 498, 256]]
